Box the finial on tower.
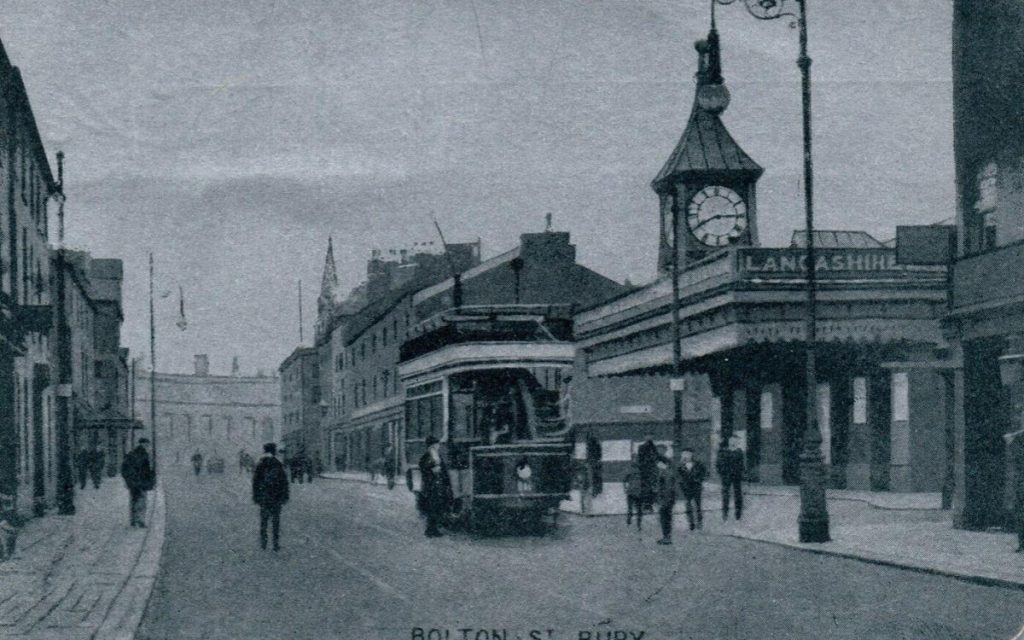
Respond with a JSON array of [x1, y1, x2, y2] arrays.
[[694, 12, 730, 115]]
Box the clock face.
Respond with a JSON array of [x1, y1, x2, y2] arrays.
[[686, 185, 748, 247]]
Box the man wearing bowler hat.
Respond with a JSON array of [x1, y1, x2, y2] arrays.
[[252, 442, 289, 551], [121, 438, 155, 528]]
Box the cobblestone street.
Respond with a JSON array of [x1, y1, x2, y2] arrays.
[[137, 470, 1024, 640]]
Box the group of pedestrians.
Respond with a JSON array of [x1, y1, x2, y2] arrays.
[[624, 434, 746, 545], [287, 452, 321, 484], [75, 446, 107, 490]]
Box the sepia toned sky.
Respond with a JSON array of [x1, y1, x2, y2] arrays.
[[3, 0, 954, 375]]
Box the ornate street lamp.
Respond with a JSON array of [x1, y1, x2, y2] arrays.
[[715, 0, 829, 542]]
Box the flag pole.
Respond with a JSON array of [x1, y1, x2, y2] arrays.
[[149, 253, 158, 480], [298, 279, 304, 344]]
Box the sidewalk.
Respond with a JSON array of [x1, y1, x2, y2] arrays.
[[0, 480, 166, 639], [321, 470, 394, 487], [706, 486, 1024, 590], [573, 481, 1023, 589]]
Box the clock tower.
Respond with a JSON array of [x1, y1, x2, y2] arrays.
[[654, 25, 763, 273]]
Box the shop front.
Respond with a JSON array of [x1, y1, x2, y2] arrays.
[[575, 245, 951, 493]]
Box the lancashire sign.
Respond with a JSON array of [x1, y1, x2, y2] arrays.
[[738, 248, 902, 278]]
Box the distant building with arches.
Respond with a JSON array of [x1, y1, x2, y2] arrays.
[[133, 355, 280, 470]]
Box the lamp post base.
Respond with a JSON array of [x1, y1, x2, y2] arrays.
[[798, 514, 830, 543], [798, 449, 831, 543]]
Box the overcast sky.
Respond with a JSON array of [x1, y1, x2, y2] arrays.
[[3, 0, 953, 375]]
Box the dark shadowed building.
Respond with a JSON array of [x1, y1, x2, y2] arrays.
[[948, 0, 1024, 530]]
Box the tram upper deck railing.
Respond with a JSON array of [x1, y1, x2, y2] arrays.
[[399, 304, 575, 363]]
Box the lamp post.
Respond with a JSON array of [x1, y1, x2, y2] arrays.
[[716, 0, 829, 541], [53, 151, 75, 515], [148, 253, 158, 481]]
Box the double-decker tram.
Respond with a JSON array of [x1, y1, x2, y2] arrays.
[[399, 305, 575, 533]]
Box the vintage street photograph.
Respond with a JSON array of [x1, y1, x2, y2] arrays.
[[0, 1, 1022, 638]]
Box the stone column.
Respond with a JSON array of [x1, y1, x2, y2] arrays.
[[758, 383, 784, 484], [830, 374, 853, 489], [882, 350, 952, 493], [951, 339, 968, 526], [888, 368, 912, 491]]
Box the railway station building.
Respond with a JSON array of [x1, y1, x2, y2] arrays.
[[569, 26, 952, 512]]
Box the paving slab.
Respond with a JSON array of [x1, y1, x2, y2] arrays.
[[0, 480, 166, 639]]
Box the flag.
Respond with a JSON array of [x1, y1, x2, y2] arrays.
[[176, 286, 188, 331]]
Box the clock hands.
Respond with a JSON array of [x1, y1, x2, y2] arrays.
[[692, 212, 742, 232]]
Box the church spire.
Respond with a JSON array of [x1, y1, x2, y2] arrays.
[[319, 236, 339, 309]]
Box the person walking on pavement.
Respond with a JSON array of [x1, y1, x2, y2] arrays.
[[304, 454, 315, 483], [191, 451, 203, 476], [252, 442, 289, 551], [291, 453, 306, 484], [1003, 427, 1024, 553], [637, 434, 659, 513], [121, 438, 155, 528], [419, 436, 449, 538], [717, 435, 745, 521], [89, 446, 105, 489], [382, 444, 396, 490], [76, 446, 91, 490], [623, 457, 643, 531], [655, 453, 678, 545], [678, 448, 707, 531]]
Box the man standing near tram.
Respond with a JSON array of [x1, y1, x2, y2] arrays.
[[419, 436, 449, 538]]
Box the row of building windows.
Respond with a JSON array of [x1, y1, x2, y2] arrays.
[[164, 413, 273, 441], [343, 311, 414, 371], [351, 367, 401, 409]]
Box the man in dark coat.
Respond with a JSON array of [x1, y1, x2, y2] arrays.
[[678, 448, 707, 531], [654, 454, 678, 545], [121, 438, 155, 528], [76, 446, 91, 490], [637, 434, 659, 512], [252, 442, 289, 551], [717, 435, 745, 521], [191, 451, 203, 476], [89, 446, 105, 489], [418, 436, 449, 537]]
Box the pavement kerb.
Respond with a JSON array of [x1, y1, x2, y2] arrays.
[[321, 471, 1022, 590], [738, 486, 942, 512], [716, 531, 1024, 593], [94, 484, 167, 640]]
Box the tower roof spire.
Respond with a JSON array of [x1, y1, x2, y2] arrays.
[[319, 236, 340, 304], [652, 23, 762, 191]]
